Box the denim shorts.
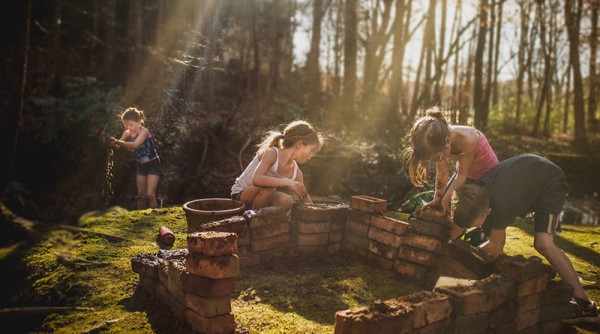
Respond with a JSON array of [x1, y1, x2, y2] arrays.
[[136, 158, 161, 176]]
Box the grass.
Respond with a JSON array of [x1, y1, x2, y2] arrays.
[[0, 206, 599, 333]]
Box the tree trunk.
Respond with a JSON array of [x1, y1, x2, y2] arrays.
[[342, 0, 358, 127], [492, 0, 504, 106], [564, 66, 571, 133], [588, 0, 598, 131], [103, 0, 116, 84], [473, 0, 488, 129], [410, 0, 437, 116], [564, 0, 587, 145], [306, 0, 326, 112], [433, 0, 447, 105], [389, 0, 408, 118]]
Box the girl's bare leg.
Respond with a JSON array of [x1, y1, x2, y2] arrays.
[[146, 174, 160, 208], [136, 175, 147, 210]]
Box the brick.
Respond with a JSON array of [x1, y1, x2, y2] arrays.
[[197, 215, 248, 235], [344, 233, 370, 249], [475, 274, 516, 310], [327, 242, 341, 255], [250, 221, 290, 239], [445, 239, 494, 277], [515, 274, 547, 298], [539, 320, 566, 334], [433, 276, 477, 289], [515, 307, 540, 332], [158, 261, 170, 287], [542, 280, 574, 304], [368, 226, 404, 248], [297, 220, 331, 234], [491, 320, 517, 334], [394, 260, 429, 280], [403, 233, 445, 254], [250, 233, 290, 252], [154, 282, 169, 305], [167, 290, 187, 321], [185, 310, 235, 334], [345, 219, 370, 236], [366, 251, 395, 270], [256, 246, 290, 261], [187, 231, 238, 256], [329, 231, 343, 243], [237, 245, 248, 258], [368, 239, 398, 260], [413, 206, 450, 224], [297, 245, 328, 255], [408, 218, 451, 239], [334, 300, 414, 334], [449, 313, 489, 334], [371, 215, 409, 236], [396, 291, 452, 328], [236, 232, 250, 247], [131, 253, 160, 280], [186, 253, 240, 279], [489, 300, 518, 328], [184, 275, 236, 298], [185, 294, 231, 317], [298, 233, 330, 246], [346, 209, 372, 223], [247, 215, 281, 229], [516, 292, 542, 314], [397, 246, 440, 267], [414, 318, 451, 334], [139, 277, 156, 295], [436, 287, 491, 316], [350, 195, 387, 213], [494, 254, 547, 282], [539, 303, 572, 322], [291, 202, 339, 221], [437, 255, 481, 279]]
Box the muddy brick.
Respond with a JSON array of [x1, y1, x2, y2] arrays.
[[445, 239, 494, 277], [403, 233, 445, 254], [397, 246, 440, 267], [408, 218, 451, 240], [394, 260, 429, 280], [515, 273, 548, 298], [344, 233, 370, 250], [437, 255, 481, 279], [396, 291, 452, 328], [489, 300, 517, 328], [334, 300, 414, 334], [542, 280, 574, 304], [131, 253, 160, 280], [251, 233, 290, 252], [198, 215, 248, 235], [187, 231, 238, 256], [296, 220, 331, 234], [494, 254, 546, 282], [515, 307, 540, 332], [186, 253, 240, 279], [186, 294, 231, 317], [413, 206, 450, 225], [366, 251, 395, 270], [250, 221, 290, 239], [368, 239, 398, 260], [414, 318, 451, 334], [517, 292, 542, 314], [291, 202, 336, 221], [540, 302, 572, 322], [448, 312, 489, 334], [368, 226, 404, 248], [350, 195, 387, 213], [370, 215, 409, 236], [185, 310, 235, 334], [346, 219, 370, 237]]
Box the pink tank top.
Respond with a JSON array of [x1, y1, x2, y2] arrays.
[[455, 130, 499, 180]]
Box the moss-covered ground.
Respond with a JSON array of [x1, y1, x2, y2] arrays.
[[0, 207, 598, 333]]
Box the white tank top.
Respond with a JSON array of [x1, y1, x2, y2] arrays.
[[231, 148, 298, 195]]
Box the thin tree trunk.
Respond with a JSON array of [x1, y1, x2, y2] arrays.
[[484, 0, 495, 115], [389, 0, 408, 118], [564, 66, 571, 133], [103, 0, 116, 84], [492, 0, 504, 106], [342, 0, 358, 127], [473, 0, 488, 129], [564, 0, 587, 145], [588, 0, 598, 131], [515, 0, 530, 124], [307, 0, 326, 112]]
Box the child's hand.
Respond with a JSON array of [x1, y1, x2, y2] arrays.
[[288, 180, 308, 199], [107, 137, 117, 148]]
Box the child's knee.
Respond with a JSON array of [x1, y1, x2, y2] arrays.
[[533, 238, 555, 255], [275, 193, 293, 209]]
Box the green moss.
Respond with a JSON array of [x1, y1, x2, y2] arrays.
[[2, 207, 598, 333]]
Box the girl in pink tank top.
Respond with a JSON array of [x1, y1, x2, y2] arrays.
[[405, 107, 499, 215]]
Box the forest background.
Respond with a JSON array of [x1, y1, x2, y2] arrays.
[[0, 0, 599, 225]]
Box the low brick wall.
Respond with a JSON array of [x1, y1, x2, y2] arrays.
[[131, 195, 575, 333]]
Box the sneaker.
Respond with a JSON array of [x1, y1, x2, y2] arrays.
[[563, 299, 599, 324]]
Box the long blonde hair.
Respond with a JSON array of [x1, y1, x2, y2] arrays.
[[404, 107, 450, 187], [256, 120, 323, 156]]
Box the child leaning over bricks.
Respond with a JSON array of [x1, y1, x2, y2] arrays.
[[450, 153, 599, 324]]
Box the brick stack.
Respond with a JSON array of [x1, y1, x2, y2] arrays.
[[438, 238, 495, 279], [244, 206, 291, 264], [291, 202, 348, 255], [344, 195, 410, 270], [131, 233, 238, 334], [394, 206, 451, 284]]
